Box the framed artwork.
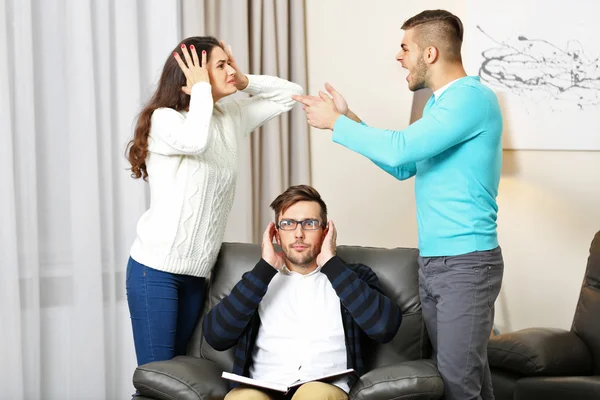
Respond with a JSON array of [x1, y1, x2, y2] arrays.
[[463, 0, 600, 150]]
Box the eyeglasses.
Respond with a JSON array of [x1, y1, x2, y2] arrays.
[[276, 219, 323, 231]]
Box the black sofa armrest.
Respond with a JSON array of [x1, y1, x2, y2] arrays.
[[349, 359, 444, 400], [133, 356, 228, 400], [488, 328, 593, 376]]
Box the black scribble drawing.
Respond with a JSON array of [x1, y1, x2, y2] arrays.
[[477, 26, 600, 110]]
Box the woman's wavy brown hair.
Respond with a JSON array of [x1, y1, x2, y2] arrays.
[[126, 36, 221, 180]]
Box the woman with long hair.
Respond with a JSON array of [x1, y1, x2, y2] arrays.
[[125, 36, 302, 368]]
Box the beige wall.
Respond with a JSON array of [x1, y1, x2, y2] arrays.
[[306, 0, 600, 332]]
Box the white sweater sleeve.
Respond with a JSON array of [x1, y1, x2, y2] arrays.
[[148, 82, 214, 156], [220, 74, 304, 137]]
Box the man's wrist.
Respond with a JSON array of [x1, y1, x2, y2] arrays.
[[345, 109, 361, 123], [256, 258, 280, 279], [319, 253, 335, 266], [263, 256, 284, 271], [329, 113, 342, 130], [263, 256, 276, 268]]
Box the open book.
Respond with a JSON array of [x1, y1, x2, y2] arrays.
[[221, 368, 356, 393]]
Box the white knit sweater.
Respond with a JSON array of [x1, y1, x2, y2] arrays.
[[130, 75, 303, 277]]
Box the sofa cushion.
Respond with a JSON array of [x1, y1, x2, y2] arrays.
[[515, 376, 600, 400]]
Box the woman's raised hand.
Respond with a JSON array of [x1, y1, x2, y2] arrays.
[[174, 44, 209, 95]]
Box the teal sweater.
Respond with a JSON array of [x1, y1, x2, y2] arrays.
[[332, 76, 503, 257]]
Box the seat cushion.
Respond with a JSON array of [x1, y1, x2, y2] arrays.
[[515, 376, 600, 400]]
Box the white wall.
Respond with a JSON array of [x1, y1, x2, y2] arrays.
[[306, 0, 600, 332]]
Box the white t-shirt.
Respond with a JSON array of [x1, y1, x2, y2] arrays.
[[249, 267, 350, 393]]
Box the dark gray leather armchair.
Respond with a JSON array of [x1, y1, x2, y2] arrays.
[[132, 243, 444, 399], [488, 230, 600, 400]]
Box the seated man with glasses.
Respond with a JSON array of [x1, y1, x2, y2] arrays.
[[203, 185, 402, 400]]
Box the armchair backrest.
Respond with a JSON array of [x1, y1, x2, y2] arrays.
[[571, 230, 600, 374]]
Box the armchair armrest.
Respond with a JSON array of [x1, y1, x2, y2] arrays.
[[349, 359, 444, 400], [133, 356, 228, 400], [488, 328, 593, 376]]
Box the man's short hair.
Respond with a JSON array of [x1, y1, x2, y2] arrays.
[[401, 9, 464, 62], [270, 185, 328, 225]]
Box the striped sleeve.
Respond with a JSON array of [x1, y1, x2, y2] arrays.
[[320, 256, 402, 343], [203, 259, 277, 351]]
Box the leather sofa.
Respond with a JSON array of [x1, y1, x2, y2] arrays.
[[132, 243, 444, 399], [488, 230, 600, 400]]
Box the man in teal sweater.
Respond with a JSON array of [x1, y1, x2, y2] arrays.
[[293, 9, 503, 400]]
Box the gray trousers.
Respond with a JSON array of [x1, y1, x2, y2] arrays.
[[418, 246, 504, 400]]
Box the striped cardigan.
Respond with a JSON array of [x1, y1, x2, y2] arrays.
[[203, 256, 402, 389]]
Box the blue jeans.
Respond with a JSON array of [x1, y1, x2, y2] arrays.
[[126, 257, 206, 366]]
